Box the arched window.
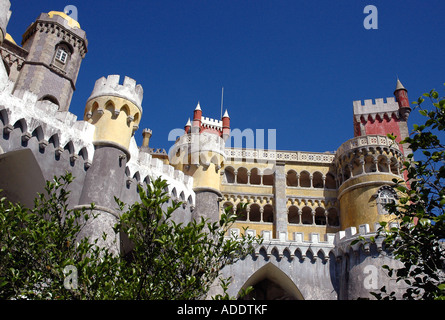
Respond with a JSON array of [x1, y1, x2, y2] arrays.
[[250, 168, 261, 185], [325, 172, 336, 189], [222, 202, 234, 214], [312, 172, 323, 188], [249, 204, 261, 222], [299, 171, 311, 188], [263, 204, 274, 223], [237, 167, 248, 184], [301, 206, 313, 225], [288, 206, 299, 224], [53, 42, 73, 69], [224, 167, 235, 183], [314, 207, 326, 225], [236, 203, 248, 221], [262, 168, 274, 186], [327, 208, 340, 226], [286, 170, 298, 187], [55, 47, 68, 64], [376, 186, 397, 214]]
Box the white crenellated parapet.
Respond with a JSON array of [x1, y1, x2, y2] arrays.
[[87, 75, 144, 113], [201, 116, 222, 130], [227, 223, 401, 262], [227, 228, 335, 262], [126, 136, 195, 205], [332, 223, 400, 257], [353, 97, 400, 122], [0, 85, 95, 164]]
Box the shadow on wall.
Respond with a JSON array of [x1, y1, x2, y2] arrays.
[[0, 148, 45, 208]]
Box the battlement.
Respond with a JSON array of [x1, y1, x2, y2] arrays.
[[228, 228, 335, 261], [332, 222, 399, 257], [88, 75, 143, 113], [353, 97, 399, 117], [201, 116, 222, 130], [126, 137, 195, 205], [227, 222, 399, 262], [0, 82, 95, 165]]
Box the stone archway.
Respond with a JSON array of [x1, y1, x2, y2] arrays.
[[0, 148, 45, 208], [238, 263, 304, 300]]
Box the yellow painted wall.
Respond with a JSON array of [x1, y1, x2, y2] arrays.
[[338, 173, 398, 231], [85, 96, 141, 151]]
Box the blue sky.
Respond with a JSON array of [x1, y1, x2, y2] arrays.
[[5, 0, 445, 153]]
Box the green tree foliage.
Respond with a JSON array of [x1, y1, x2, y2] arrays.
[[0, 174, 260, 299], [0, 173, 117, 299], [373, 85, 445, 300], [112, 179, 260, 299]]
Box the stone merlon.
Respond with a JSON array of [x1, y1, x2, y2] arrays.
[[87, 75, 144, 113]]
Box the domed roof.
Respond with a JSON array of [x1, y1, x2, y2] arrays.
[[48, 11, 80, 29], [5, 33, 16, 45]]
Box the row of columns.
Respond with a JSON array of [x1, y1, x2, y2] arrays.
[[336, 153, 402, 186]]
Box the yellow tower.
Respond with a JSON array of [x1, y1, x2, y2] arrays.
[[335, 135, 404, 231], [170, 103, 230, 222], [84, 75, 142, 157]]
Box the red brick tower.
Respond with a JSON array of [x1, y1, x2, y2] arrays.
[[353, 79, 411, 156]]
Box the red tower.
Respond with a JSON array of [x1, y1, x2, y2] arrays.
[[192, 102, 202, 133], [222, 109, 230, 141], [352, 78, 411, 156], [394, 79, 411, 121], [186, 102, 230, 140]]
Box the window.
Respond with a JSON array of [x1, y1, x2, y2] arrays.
[[377, 186, 397, 214], [55, 48, 68, 64]]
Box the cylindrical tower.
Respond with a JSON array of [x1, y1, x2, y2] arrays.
[[170, 103, 229, 222], [78, 75, 143, 254], [13, 11, 87, 111], [335, 135, 404, 232]]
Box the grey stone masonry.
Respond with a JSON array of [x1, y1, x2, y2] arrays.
[[274, 161, 288, 239]]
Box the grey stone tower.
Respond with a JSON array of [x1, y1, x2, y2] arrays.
[[13, 11, 87, 111], [77, 75, 143, 254]]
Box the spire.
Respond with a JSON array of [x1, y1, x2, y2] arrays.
[[222, 109, 230, 119], [185, 118, 191, 127], [395, 78, 407, 93], [195, 101, 201, 111]]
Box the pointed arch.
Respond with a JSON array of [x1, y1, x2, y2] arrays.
[[31, 125, 44, 141], [13, 118, 27, 133], [238, 263, 304, 300], [63, 141, 74, 155], [48, 133, 60, 149], [0, 108, 9, 127], [78, 147, 88, 160]]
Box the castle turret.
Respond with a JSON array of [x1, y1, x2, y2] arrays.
[[170, 103, 230, 222], [222, 109, 230, 141], [394, 79, 410, 117], [335, 134, 404, 232], [141, 128, 152, 148], [78, 75, 143, 254], [192, 102, 202, 133], [184, 118, 191, 134], [352, 79, 412, 157], [12, 11, 87, 111]]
